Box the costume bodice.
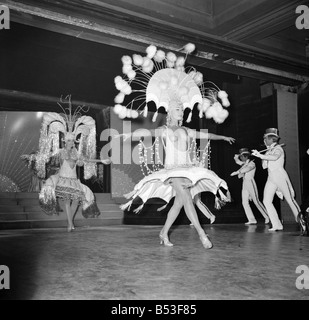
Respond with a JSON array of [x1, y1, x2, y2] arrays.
[[162, 126, 192, 169], [58, 148, 78, 178], [58, 160, 77, 178]]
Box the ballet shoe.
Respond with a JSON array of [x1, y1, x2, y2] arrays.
[[159, 233, 173, 247], [191, 216, 215, 225], [199, 232, 213, 249], [264, 218, 270, 224], [245, 221, 257, 225], [67, 225, 75, 232], [268, 227, 283, 231]]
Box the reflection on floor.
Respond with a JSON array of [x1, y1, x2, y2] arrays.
[[0, 223, 308, 300]]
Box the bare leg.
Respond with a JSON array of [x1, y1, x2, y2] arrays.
[[183, 195, 205, 234], [169, 178, 213, 249], [160, 195, 183, 246], [64, 200, 73, 232], [183, 193, 213, 249], [194, 195, 216, 224]]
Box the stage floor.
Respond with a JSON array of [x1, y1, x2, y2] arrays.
[[0, 223, 308, 300]]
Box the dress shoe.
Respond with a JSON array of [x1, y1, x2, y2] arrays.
[[210, 215, 216, 224], [297, 212, 307, 236]]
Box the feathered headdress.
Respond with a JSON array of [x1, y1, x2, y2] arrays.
[[36, 95, 97, 179], [113, 43, 230, 124]]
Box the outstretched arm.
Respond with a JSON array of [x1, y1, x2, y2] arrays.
[[207, 133, 235, 144], [187, 128, 235, 144], [251, 148, 282, 161], [231, 160, 255, 177], [114, 126, 165, 141], [84, 158, 112, 165]]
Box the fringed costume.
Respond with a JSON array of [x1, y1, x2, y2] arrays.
[[36, 96, 100, 218], [121, 126, 230, 214]]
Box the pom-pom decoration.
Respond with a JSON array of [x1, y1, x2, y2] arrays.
[[114, 92, 125, 104], [146, 45, 157, 59], [113, 43, 231, 123], [121, 55, 132, 65], [183, 43, 195, 54]]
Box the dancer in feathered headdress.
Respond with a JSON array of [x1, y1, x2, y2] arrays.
[[37, 95, 110, 232], [113, 43, 236, 249]]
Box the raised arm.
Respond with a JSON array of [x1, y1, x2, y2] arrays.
[[234, 154, 244, 166]]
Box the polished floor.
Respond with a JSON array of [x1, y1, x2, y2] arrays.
[[0, 223, 308, 300]]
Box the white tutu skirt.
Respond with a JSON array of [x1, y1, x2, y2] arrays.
[[39, 174, 100, 218], [121, 166, 231, 213]]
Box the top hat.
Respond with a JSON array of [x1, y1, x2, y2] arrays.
[[239, 148, 250, 156], [239, 148, 251, 156], [263, 128, 279, 139]]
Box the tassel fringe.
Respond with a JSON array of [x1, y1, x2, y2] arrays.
[[82, 201, 100, 218], [133, 204, 144, 213], [120, 200, 133, 211], [195, 196, 215, 221], [39, 186, 58, 215]]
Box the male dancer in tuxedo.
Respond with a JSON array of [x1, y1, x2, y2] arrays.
[[251, 128, 306, 234], [231, 148, 269, 225]]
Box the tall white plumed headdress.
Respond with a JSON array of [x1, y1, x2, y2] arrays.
[[36, 95, 97, 179], [113, 43, 230, 124]]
